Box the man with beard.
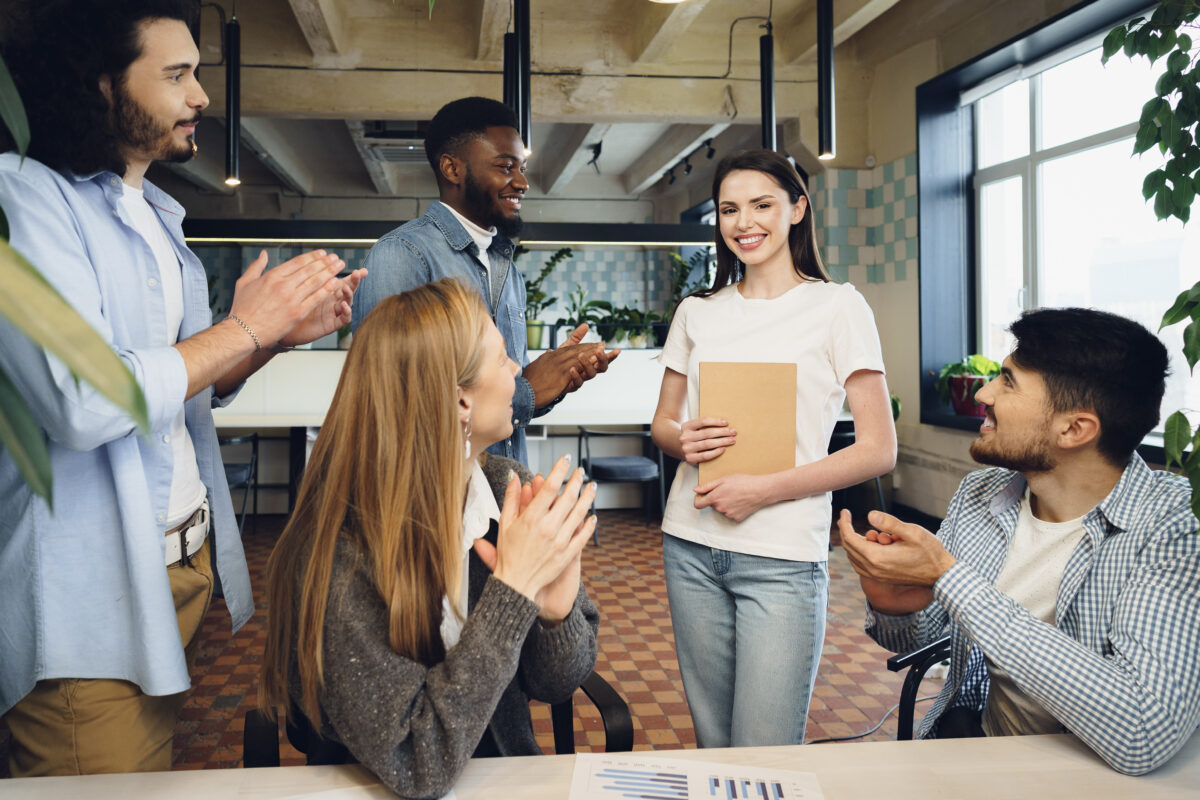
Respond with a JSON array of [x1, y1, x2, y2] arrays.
[[839, 308, 1200, 775], [0, 0, 366, 776], [352, 97, 617, 465]]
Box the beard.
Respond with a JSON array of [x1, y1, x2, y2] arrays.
[[112, 81, 198, 165], [969, 425, 1055, 473], [463, 165, 522, 238]]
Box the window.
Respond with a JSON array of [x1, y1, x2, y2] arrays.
[[972, 41, 1200, 431]]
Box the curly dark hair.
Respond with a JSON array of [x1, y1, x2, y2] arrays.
[[0, 0, 200, 175], [423, 96, 520, 176]]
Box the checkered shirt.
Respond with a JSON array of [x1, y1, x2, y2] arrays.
[[866, 454, 1200, 775]]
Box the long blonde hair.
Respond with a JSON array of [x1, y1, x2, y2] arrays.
[[259, 278, 491, 725]]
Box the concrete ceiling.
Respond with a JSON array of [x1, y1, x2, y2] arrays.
[[152, 0, 914, 214]]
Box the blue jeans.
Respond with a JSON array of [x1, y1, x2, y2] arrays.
[[663, 533, 828, 748]]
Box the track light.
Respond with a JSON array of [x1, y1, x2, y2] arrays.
[[683, 158, 692, 175], [705, 139, 715, 159], [667, 168, 676, 185]]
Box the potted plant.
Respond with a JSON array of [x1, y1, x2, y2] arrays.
[[935, 354, 1000, 417], [555, 284, 607, 344], [516, 246, 571, 349]]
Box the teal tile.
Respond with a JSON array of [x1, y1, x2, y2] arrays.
[[884, 203, 894, 224], [841, 169, 858, 189], [894, 261, 907, 282], [829, 263, 850, 283], [905, 153, 917, 174], [844, 245, 859, 265], [869, 186, 882, 207], [867, 264, 885, 283], [832, 188, 848, 209], [905, 195, 917, 218], [883, 161, 894, 183], [844, 207, 857, 227]]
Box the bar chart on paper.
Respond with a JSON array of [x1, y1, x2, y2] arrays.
[[569, 754, 824, 800]]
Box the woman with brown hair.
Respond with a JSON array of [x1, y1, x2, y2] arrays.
[[259, 278, 599, 798]]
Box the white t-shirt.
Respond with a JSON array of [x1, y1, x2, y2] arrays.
[[658, 281, 885, 562], [982, 488, 1087, 737], [440, 461, 501, 650], [118, 183, 206, 528]]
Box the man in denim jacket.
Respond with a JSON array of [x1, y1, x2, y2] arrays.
[[352, 97, 616, 464]]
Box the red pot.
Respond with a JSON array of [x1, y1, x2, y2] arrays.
[[949, 375, 989, 417]]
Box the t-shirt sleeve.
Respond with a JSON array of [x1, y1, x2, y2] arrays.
[[657, 297, 692, 374], [830, 285, 886, 385]]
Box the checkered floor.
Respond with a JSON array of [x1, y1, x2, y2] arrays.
[[0, 509, 942, 774]]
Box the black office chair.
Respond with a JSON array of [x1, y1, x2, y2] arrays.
[[577, 427, 665, 541], [220, 433, 259, 536], [886, 634, 952, 740], [243, 670, 634, 766]]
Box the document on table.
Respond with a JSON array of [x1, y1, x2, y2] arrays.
[[280, 788, 456, 800], [570, 752, 823, 800], [697, 362, 797, 484]]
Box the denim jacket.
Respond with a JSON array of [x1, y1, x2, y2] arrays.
[[352, 201, 539, 463]]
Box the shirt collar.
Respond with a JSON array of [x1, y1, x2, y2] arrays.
[[462, 460, 501, 552], [425, 200, 512, 255]]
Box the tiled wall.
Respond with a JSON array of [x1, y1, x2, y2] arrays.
[[810, 153, 918, 287], [194, 246, 675, 325]]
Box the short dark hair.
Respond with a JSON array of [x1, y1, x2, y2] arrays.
[[423, 96, 520, 174], [697, 149, 829, 298], [1009, 307, 1169, 465], [0, 0, 200, 175]]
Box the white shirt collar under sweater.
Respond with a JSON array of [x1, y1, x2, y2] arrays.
[[440, 460, 501, 650], [441, 201, 495, 272]]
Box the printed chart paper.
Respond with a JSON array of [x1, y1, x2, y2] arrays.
[[569, 752, 823, 800]]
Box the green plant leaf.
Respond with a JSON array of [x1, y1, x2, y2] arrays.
[[0, 364, 52, 506], [1185, 318, 1200, 371], [1161, 283, 1200, 329], [1143, 168, 1166, 200], [1188, 469, 1200, 521], [1101, 25, 1126, 63], [1164, 410, 1192, 468], [0, 240, 148, 431], [0, 54, 29, 159]]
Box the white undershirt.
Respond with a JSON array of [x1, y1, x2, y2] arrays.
[[442, 201, 496, 280], [440, 462, 501, 650], [982, 487, 1088, 736], [118, 183, 206, 529]]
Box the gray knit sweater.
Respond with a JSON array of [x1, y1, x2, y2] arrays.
[[290, 455, 599, 799]]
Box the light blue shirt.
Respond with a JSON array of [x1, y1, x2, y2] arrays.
[[0, 153, 253, 714], [866, 454, 1200, 775], [351, 201, 542, 464]]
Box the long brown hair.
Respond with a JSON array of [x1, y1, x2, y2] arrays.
[[695, 149, 829, 298], [259, 278, 490, 725]]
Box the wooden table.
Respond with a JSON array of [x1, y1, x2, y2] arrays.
[[5, 732, 1197, 799]]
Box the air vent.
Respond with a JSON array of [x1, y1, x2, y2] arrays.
[[360, 121, 427, 164]]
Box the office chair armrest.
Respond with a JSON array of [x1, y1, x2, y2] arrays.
[[549, 670, 635, 754], [886, 634, 952, 740], [243, 709, 281, 768]]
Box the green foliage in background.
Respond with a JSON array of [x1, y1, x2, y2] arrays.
[[1104, 2, 1200, 517], [934, 354, 1001, 407], [515, 245, 572, 321], [0, 54, 148, 508]]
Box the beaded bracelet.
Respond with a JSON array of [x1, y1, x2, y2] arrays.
[[227, 314, 261, 352]]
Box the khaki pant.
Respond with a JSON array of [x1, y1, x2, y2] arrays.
[[5, 537, 214, 777]]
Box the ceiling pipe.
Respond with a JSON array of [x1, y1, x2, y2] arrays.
[[817, 0, 835, 160]]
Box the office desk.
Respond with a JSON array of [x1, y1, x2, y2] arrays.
[[5, 732, 1197, 799]]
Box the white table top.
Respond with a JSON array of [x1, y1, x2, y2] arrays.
[[5, 732, 1197, 799]]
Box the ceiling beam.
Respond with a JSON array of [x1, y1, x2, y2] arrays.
[[240, 118, 317, 196], [345, 120, 397, 195], [629, 0, 712, 64], [286, 0, 349, 57], [538, 123, 612, 196], [476, 0, 509, 62], [777, 0, 900, 65], [622, 123, 729, 195]]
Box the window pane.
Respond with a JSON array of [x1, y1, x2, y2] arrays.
[[976, 80, 1030, 169], [978, 177, 1025, 360], [1039, 139, 1200, 428], [1040, 46, 1156, 150]]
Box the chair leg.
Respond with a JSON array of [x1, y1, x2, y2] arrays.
[[243, 709, 281, 768], [550, 696, 576, 755]]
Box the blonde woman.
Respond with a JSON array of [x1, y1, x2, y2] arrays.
[[260, 278, 599, 799]]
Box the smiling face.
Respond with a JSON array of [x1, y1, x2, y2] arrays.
[[717, 168, 806, 273], [969, 356, 1057, 473], [452, 125, 528, 237], [460, 320, 520, 455], [109, 18, 208, 172]]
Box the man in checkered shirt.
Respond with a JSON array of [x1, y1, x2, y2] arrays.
[[839, 307, 1200, 775]]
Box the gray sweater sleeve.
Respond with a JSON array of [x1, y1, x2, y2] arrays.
[[317, 542, 540, 800]]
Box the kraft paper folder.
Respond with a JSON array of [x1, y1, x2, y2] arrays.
[[698, 362, 796, 483]]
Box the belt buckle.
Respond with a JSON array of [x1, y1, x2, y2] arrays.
[[180, 525, 192, 567]]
